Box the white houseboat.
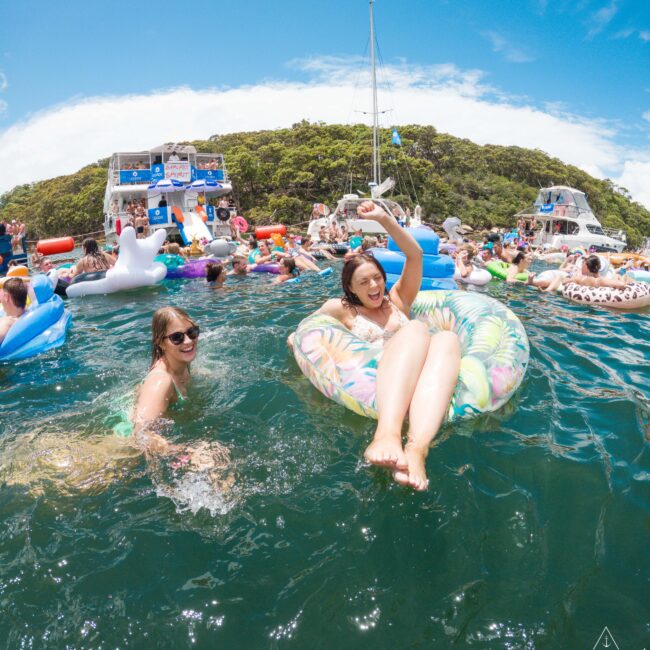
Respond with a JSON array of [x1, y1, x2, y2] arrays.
[[103, 143, 234, 244], [516, 186, 626, 252]]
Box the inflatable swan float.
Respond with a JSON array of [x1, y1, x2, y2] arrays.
[[54, 227, 167, 298]]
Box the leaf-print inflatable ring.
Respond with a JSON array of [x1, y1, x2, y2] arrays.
[[291, 291, 530, 421]]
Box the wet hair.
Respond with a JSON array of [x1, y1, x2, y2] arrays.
[[281, 258, 300, 276], [206, 262, 224, 282], [248, 236, 257, 249], [341, 253, 386, 306], [512, 252, 526, 265], [2, 278, 28, 309], [0, 224, 5, 236], [82, 238, 101, 257], [151, 307, 197, 368], [585, 254, 601, 274], [167, 243, 181, 255]]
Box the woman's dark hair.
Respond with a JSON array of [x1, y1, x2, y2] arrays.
[[281, 258, 299, 276], [341, 253, 386, 306], [82, 238, 101, 257], [206, 262, 224, 282], [0, 224, 5, 236], [248, 236, 257, 249], [512, 252, 526, 265], [585, 254, 601, 274]]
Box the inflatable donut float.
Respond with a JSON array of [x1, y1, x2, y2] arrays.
[[561, 282, 650, 309], [292, 291, 529, 421]]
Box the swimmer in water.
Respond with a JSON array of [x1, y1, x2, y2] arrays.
[[206, 261, 226, 288], [506, 251, 535, 284], [274, 257, 300, 284], [132, 307, 229, 473], [289, 201, 461, 491]]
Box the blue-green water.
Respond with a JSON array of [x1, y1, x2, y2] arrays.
[[0, 263, 648, 648]]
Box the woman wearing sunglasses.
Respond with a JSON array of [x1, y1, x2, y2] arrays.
[[132, 307, 200, 453]]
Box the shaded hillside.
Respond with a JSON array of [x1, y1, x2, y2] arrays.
[[2, 122, 649, 247]]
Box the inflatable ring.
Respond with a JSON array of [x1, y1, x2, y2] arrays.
[[453, 267, 491, 286], [251, 263, 281, 274], [486, 260, 528, 282], [292, 291, 529, 421], [561, 281, 650, 309], [231, 216, 249, 233]]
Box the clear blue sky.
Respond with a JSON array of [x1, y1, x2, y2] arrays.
[[1, 0, 648, 132]]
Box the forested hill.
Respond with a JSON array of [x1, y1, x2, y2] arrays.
[[1, 122, 649, 247]]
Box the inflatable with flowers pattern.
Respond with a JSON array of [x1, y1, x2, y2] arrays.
[[291, 290, 529, 421]]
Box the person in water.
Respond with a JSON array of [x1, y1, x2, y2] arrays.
[[69, 238, 115, 278], [302, 201, 461, 490], [544, 254, 631, 292], [274, 258, 300, 284], [0, 277, 28, 344], [206, 262, 226, 287], [228, 255, 249, 276], [506, 251, 534, 284], [132, 307, 211, 462]]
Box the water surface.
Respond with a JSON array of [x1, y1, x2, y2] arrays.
[[0, 263, 648, 648]]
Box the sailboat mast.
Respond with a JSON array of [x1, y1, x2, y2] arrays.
[[369, 0, 380, 186]]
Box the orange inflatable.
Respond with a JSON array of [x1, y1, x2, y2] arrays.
[[195, 206, 208, 223], [36, 237, 75, 255], [606, 252, 649, 267], [255, 225, 286, 239], [172, 206, 184, 224]]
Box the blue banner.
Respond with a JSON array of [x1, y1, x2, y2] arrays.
[[391, 127, 402, 146], [151, 164, 165, 182], [195, 169, 225, 181], [540, 203, 554, 213], [119, 169, 152, 184], [206, 205, 215, 222], [148, 207, 169, 225]]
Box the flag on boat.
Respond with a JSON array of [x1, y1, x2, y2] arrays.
[[391, 128, 402, 146]]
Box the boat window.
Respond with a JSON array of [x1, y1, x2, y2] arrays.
[[552, 220, 579, 235], [545, 220, 551, 233], [586, 224, 605, 235], [573, 193, 591, 211]]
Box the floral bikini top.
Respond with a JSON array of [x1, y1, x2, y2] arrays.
[[349, 301, 410, 346]]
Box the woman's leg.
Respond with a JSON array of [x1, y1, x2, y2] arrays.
[[364, 321, 430, 469], [393, 331, 461, 491], [295, 256, 320, 272]]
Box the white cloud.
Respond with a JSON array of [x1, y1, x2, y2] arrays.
[[586, 1, 619, 39], [618, 159, 650, 209], [0, 58, 647, 209], [640, 30, 650, 42], [483, 31, 535, 63]]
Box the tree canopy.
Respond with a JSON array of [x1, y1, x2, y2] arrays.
[[2, 122, 648, 247]]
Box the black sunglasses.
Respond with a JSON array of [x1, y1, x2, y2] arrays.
[[165, 326, 200, 345]]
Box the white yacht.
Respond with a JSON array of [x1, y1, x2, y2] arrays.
[[515, 186, 626, 253], [103, 143, 234, 244]]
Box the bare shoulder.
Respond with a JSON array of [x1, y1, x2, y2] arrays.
[[317, 298, 355, 326], [140, 367, 174, 398]]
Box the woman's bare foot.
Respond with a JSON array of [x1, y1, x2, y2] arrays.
[[364, 433, 407, 470], [392, 442, 429, 491]]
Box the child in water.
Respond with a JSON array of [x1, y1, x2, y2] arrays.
[[274, 258, 300, 284]]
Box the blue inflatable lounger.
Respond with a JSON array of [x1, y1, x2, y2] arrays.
[[370, 226, 457, 291]]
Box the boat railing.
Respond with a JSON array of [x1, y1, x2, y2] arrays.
[[602, 227, 627, 242], [536, 203, 581, 219]]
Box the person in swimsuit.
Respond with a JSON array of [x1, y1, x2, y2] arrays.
[[274, 258, 300, 284], [305, 201, 461, 490], [206, 262, 226, 287], [68, 238, 115, 278], [506, 251, 534, 284], [543, 254, 631, 292], [131, 306, 228, 474]]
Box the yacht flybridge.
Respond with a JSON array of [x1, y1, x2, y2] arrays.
[[516, 186, 626, 253], [103, 143, 233, 244]]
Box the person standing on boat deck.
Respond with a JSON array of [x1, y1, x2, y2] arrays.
[[292, 201, 461, 491], [168, 151, 180, 162]]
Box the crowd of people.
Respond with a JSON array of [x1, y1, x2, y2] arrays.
[[2, 200, 649, 492]]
